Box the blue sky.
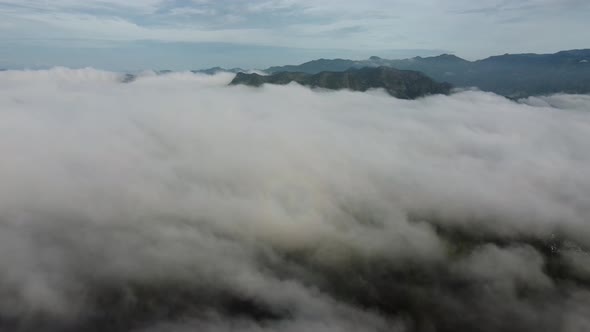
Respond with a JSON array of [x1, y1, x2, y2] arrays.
[[0, 0, 588, 70]]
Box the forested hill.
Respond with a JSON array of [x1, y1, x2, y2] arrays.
[[230, 66, 452, 100], [264, 50, 590, 97]]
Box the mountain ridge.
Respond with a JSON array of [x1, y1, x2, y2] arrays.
[[263, 49, 590, 97], [230, 66, 452, 100], [192, 67, 246, 75]]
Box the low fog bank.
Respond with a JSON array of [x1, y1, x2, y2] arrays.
[[0, 68, 589, 332]]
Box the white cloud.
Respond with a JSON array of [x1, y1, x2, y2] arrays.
[[0, 68, 589, 330]]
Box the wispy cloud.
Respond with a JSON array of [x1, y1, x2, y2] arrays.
[[0, 0, 588, 67]]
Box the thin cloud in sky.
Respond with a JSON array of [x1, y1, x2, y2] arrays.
[[0, 0, 588, 68]]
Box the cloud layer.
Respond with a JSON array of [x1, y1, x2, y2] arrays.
[[0, 68, 589, 331]]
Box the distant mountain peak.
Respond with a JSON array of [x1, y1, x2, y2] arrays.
[[192, 67, 246, 75], [432, 54, 467, 61], [407, 54, 469, 64]]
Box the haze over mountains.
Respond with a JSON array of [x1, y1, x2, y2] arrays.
[[228, 49, 590, 98], [193, 67, 247, 75], [113, 49, 590, 100]]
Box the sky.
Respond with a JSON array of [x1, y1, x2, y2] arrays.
[[0, 0, 589, 70]]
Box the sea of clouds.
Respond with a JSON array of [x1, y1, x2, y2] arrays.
[[0, 68, 589, 332]]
